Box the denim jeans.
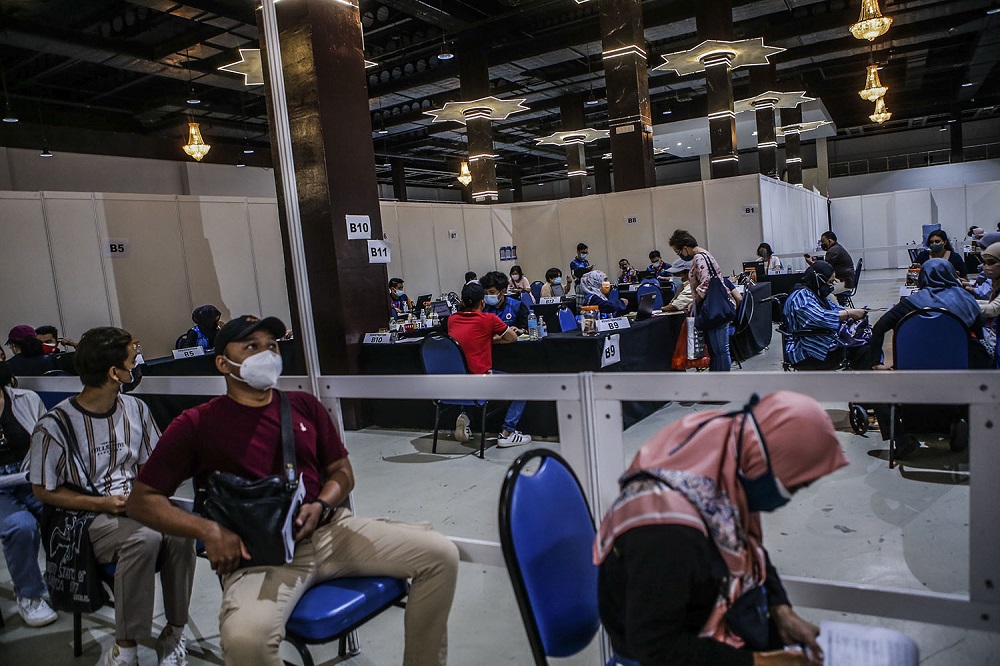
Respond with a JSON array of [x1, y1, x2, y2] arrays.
[[489, 370, 527, 433], [704, 324, 732, 372], [0, 484, 47, 599]]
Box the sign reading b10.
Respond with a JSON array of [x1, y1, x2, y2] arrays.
[[346, 214, 373, 240]]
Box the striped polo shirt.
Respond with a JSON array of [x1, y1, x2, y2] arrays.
[[783, 288, 842, 364]]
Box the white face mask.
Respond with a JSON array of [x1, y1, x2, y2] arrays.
[[225, 351, 283, 391]]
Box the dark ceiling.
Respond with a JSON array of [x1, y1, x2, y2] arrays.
[[1, 0, 998, 188]]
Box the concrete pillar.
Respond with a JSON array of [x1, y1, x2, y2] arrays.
[[459, 39, 498, 202], [595, 157, 613, 194], [780, 106, 803, 185], [391, 158, 407, 201], [815, 137, 829, 194], [697, 0, 738, 179], [561, 93, 587, 198], [749, 65, 778, 179]]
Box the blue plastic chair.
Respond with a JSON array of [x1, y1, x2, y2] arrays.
[[419, 335, 489, 458], [635, 282, 663, 310], [498, 449, 602, 664], [520, 291, 535, 309], [530, 281, 544, 303], [889, 307, 970, 467], [557, 307, 578, 332]]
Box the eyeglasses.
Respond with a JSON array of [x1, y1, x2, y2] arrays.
[[131, 340, 142, 354]]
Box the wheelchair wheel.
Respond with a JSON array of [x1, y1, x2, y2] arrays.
[[849, 403, 869, 435]]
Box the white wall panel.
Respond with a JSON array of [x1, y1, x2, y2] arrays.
[[97, 194, 191, 357], [463, 206, 499, 279], [600, 190, 654, 270], [558, 196, 609, 280], [831, 197, 864, 266], [965, 182, 1000, 239], [393, 203, 440, 297], [378, 203, 404, 283], [509, 202, 560, 285], [929, 187, 967, 244], [0, 193, 61, 339], [431, 205, 468, 296], [247, 200, 291, 325], [859, 193, 894, 269], [40, 193, 115, 338], [489, 206, 514, 274], [651, 182, 705, 258], [760, 178, 824, 272], [893, 190, 932, 267], [704, 175, 762, 275]]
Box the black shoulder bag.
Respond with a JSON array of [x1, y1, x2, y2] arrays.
[[39, 409, 109, 613], [197, 390, 298, 568]]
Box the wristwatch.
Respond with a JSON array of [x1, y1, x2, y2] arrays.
[[315, 499, 333, 522]]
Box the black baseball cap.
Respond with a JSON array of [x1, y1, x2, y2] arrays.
[[214, 315, 286, 353]]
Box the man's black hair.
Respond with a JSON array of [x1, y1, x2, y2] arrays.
[[480, 271, 509, 292], [74, 327, 132, 388], [576, 243, 588, 253]]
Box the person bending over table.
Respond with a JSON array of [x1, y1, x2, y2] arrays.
[[481, 270, 530, 329], [388, 277, 412, 320], [579, 270, 628, 317], [781, 262, 869, 371], [596, 391, 846, 666], [670, 229, 734, 372], [910, 229, 966, 278], [540, 267, 566, 298], [448, 283, 531, 448], [126, 315, 459, 666], [804, 232, 855, 306], [756, 243, 783, 275], [662, 259, 693, 312]]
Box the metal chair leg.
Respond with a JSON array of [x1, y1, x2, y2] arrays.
[[286, 635, 315, 666], [74, 612, 83, 657], [432, 402, 440, 454], [479, 403, 487, 459], [889, 404, 896, 469], [342, 629, 361, 656]]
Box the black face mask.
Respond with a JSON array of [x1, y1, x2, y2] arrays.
[[812, 270, 835, 298], [119, 364, 143, 394]]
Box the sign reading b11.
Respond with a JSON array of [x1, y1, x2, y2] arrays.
[[346, 214, 372, 240], [367, 240, 391, 264]]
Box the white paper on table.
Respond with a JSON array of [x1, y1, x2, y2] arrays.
[[281, 474, 307, 563], [819, 620, 918, 666]]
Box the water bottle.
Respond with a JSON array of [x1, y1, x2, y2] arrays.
[[539, 319, 547, 338], [528, 310, 538, 340], [419, 310, 427, 329]]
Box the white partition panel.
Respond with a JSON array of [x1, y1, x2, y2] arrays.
[[393, 203, 440, 297], [40, 192, 116, 338], [760, 178, 827, 271], [247, 199, 291, 325], [461, 206, 498, 280], [489, 206, 514, 273], [600, 189, 654, 269], [378, 202, 404, 282], [178, 197, 260, 321], [893, 190, 932, 267], [430, 205, 467, 296], [859, 193, 894, 270], [930, 187, 968, 243], [558, 196, 610, 279], [650, 182, 706, 257], [509, 202, 560, 283], [831, 196, 864, 267], [97, 194, 192, 357], [703, 175, 762, 275], [0, 192, 61, 338], [965, 181, 1000, 238]]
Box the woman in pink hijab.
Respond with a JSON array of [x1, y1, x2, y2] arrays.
[[595, 391, 848, 665]]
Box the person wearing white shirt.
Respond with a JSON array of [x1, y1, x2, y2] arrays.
[[757, 243, 783, 274]]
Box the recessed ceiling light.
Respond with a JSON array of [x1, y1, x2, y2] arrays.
[[940, 126, 948, 131], [40, 148, 53, 158], [686, 146, 692, 149], [243, 148, 254, 154], [961, 82, 974, 87], [662, 109, 672, 116], [236, 162, 246, 168], [377, 127, 389, 135], [677, 142, 682, 146]]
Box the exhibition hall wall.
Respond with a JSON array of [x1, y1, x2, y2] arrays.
[[0, 175, 826, 358]]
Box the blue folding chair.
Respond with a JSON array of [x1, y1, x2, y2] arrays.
[[530, 281, 544, 303], [520, 291, 535, 309], [499, 449, 606, 665], [635, 282, 663, 310], [419, 335, 489, 458], [889, 307, 970, 467], [557, 307, 578, 332]]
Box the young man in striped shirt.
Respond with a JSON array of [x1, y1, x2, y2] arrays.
[[29, 327, 195, 666]]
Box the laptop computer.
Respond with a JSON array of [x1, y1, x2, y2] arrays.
[[430, 300, 451, 318], [636, 291, 658, 320], [415, 294, 432, 308], [742, 261, 765, 281]]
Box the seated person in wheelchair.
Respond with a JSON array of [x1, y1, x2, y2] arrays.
[[782, 261, 869, 370], [596, 392, 846, 666], [579, 270, 628, 317], [29, 327, 196, 666], [126, 315, 460, 666]]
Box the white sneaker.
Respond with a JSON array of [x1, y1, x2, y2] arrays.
[[16, 596, 57, 627], [454, 412, 471, 443], [498, 431, 531, 448], [100, 643, 139, 666], [156, 624, 188, 666]]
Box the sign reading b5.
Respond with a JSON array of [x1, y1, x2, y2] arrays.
[[103, 238, 130, 258]]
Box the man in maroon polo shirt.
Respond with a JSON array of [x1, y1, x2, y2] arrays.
[[125, 315, 459, 666]]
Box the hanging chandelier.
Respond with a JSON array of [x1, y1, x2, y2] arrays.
[[859, 64, 888, 102], [870, 97, 892, 124], [850, 0, 893, 41], [182, 122, 211, 161], [457, 161, 472, 186]]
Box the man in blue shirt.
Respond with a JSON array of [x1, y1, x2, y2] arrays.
[[388, 278, 411, 320], [480, 271, 529, 330], [646, 250, 672, 288], [569, 242, 591, 292]]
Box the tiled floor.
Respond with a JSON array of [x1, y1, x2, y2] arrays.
[[1, 269, 998, 664]]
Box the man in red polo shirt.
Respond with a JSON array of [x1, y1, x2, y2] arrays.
[[447, 282, 531, 448]]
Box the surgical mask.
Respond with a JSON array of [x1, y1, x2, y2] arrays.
[[758, 249, 769, 258], [225, 351, 283, 391], [117, 364, 143, 394], [580, 253, 588, 260], [484, 294, 500, 306], [553, 277, 563, 285], [511, 274, 521, 281], [600, 282, 612, 295], [736, 395, 791, 513], [678, 250, 694, 261], [394, 289, 405, 298], [928, 241, 945, 254]]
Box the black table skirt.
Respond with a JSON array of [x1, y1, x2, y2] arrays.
[[730, 282, 773, 363], [762, 272, 805, 322], [360, 315, 683, 437]]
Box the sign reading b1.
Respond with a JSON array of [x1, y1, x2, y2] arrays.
[[741, 204, 758, 217], [346, 214, 372, 240], [367, 240, 392, 264]]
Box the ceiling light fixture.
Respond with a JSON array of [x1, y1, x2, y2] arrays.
[[182, 121, 211, 161], [457, 161, 472, 186], [585, 90, 600, 107], [859, 64, 888, 102], [0, 65, 17, 123], [438, 35, 454, 61], [40, 147, 53, 158], [961, 82, 974, 87], [2, 106, 16, 123], [850, 0, 893, 41], [869, 97, 892, 124], [243, 147, 255, 155], [584, 44, 601, 107]]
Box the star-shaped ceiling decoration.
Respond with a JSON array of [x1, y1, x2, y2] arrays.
[[777, 120, 834, 135], [218, 48, 264, 86], [536, 128, 610, 146], [653, 38, 786, 76], [424, 96, 530, 124], [734, 90, 814, 114]]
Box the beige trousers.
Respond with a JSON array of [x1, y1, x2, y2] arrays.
[[88, 513, 197, 641], [218, 509, 459, 666]]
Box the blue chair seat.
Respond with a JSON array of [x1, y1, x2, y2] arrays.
[[286, 576, 408, 643]]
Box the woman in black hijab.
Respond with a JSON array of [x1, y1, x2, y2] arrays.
[[178, 305, 222, 350]]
